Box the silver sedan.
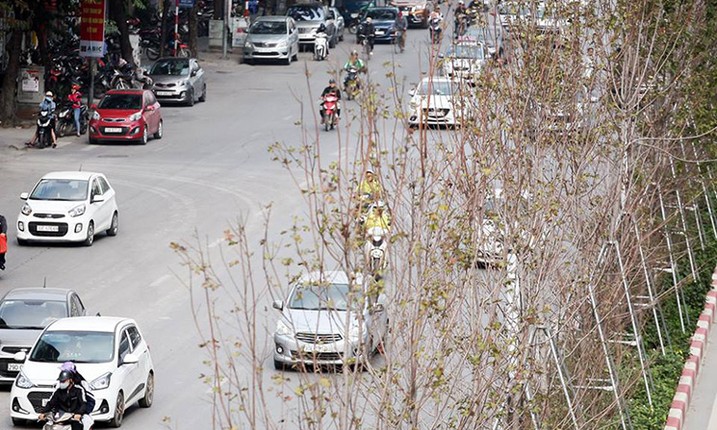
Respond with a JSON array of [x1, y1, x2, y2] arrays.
[[243, 16, 300, 65]]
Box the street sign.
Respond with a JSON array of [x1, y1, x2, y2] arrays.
[[178, 0, 196, 9], [79, 0, 105, 58]]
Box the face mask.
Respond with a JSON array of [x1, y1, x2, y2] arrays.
[[59, 381, 70, 389]]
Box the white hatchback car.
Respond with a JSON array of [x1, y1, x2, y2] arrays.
[[16, 171, 119, 246], [10, 316, 154, 427]]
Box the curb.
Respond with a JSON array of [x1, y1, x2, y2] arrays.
[[664, 269, 717, 430]]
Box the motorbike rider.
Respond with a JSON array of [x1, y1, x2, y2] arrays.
[[364, 201, 392, 233], [454, 0, 468, 37], [357, 167, 384, 203], [67, 84, 82, 137], [359, 16, 376, 55], [0, 214, 6, 271], [26, 91, 58, 148], [395, 10, 408, 52], [320, 78, 342, 120], [316, 23, 330, 57], [59, 362, 95, 430], [38, 370, 92, 430], [343, 50, 366, 90]]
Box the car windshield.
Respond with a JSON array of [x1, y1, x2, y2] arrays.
[[30, 330, 115, 364], [30, 179, 88, 201], [366, 8, 397, 20], [418, 80, 454, 96], [449, 45, 485, 59], [250, 20, 287, 34], [0, 300, 67, 330], [98, 94, 142, 110], [499, 3, 530, 16], [288, 283, 353, 311], [149, 59, 190, 76], [288, 5, 325, 21]]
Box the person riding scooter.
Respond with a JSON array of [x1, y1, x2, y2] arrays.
[[320, 78, 342, 121], [38, 370, 92, 430], [59, 362, 95, 430], [26, 91, 58, 148]]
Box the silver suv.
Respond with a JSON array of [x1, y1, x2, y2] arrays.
[[286, 2, 338, 49]]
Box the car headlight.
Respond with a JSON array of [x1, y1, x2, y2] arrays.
[[21, 203, 32, 216], [68, 204, 85, 217], [92, 111, 100, 121], [348, 322, 363, 340], [129, 111, 142, 121], [15, 371, 33, 389], [276, 319, 294, 336], [276, 39, 288, 48], [178, 80, 189, 87], [245, 40, 254, 48], [90, 372, 112, 390]]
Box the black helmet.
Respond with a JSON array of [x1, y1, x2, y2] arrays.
[[58, 370, 73, 382], [329, 78, 336, 84], [318, 23, 326, 32]]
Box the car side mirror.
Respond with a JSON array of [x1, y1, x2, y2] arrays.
[[190, 69, 197, 77], [272, 300, 283, 310], [121, 352, 139, 365], [13, 351, 27, 362], [20, 192, 29, 200], [91, 195, 105, 203], [438, 53, 444, 59]]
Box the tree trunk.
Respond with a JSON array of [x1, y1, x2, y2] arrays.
[[189, 3, 198, 57], [214, 0, 224, 20], [0, 29, 23, 125], [160, 0, 171, 57], [109, 0, 135, 66]]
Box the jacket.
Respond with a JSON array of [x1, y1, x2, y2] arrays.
[[68, 92, 82, 110], [321, 86, 342, 100], [39, 98, 56, 113], [41, 384, 91, 415]]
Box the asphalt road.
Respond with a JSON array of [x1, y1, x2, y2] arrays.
[[0, 28, 455, 428]]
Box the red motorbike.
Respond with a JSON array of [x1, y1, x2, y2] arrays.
[[322, 94, 339, 131]]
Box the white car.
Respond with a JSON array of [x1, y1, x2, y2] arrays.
[[440, 43, 488, 84], [10, 316, 154, 427], [272, 271, 388, 370], [408, 77, 472, 127], [16, 171, 119, 246]]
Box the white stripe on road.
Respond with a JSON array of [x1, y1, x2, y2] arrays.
[[149, 274, 172, 287], [208, 237, 224, 248]]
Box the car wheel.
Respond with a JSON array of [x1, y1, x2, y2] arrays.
[[138, 372, 154, 408], [83, 221, 95, 246], [329, 34, 336, 49], [11, 418, 25, 426], [284, 53, 291, 65], [88, 137, 97, 144], [187, 89, 195, 106], [339, 28, 344, 41], [292, 47, 298, 61], [198, 85, 207, 102], [154, 120, 163, 139], [107, 212, 119, 236], [140, 126, 148, 145], [244, 57, 254, 65], [273, 359, 286, 371], [109, 391, 125, 428]]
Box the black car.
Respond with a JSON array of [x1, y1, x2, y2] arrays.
[[357, 7, 401, 43]]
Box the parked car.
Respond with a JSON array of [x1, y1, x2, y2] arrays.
[[148, 57, 207, 106], [0, 288, 86, 385], [358, 7, 401, 43], [389, 0, 431, 27], [458, 25, 504, 58], [243, 16, 300, 65], [408, 77, 473, 127], [286, 3, 338, 49], [272, 271, 388, 370], [16, 171, 119, 246], [10, 316, 155, 427], [88, 89, 163, 145], [329, 7, 345, 41], [440, 43, 488, 85]]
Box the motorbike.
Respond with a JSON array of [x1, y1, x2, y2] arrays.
[[365, 226, 388, 273], [322, 94, 339, 131], [56, 103, 89, 137], [40, 411, 82, 430], [429, 17, 442, 44], [28, 110, 54, 149], [344, 67, 360, 101], [314, 32, 329, 61]]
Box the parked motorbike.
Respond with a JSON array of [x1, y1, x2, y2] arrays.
[[56, 103, 88, 137], [314, 32, 329, 61], [429, 17, 442, 44], [41, 411, 82, 430], [344, 67, 360, 100], [365, 226, 388, 273], [322, 94, 339, 131], [28, 110, 55, 149]]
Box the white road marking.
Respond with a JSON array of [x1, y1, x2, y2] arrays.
[[283, 115, 292, 120], [208, 237, 224, 248], [149, 274, 172, 287]]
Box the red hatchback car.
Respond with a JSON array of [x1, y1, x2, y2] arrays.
[[89, 89, 163, 144]]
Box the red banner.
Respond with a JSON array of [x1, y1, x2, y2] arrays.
[[79, 0, 105, 58]]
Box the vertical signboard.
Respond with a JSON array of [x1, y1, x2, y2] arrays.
[[79, 0, 106, 57]]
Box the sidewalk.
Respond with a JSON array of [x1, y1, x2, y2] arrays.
[[684, 318, 717, 429]]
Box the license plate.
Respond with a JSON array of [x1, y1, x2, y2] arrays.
[[376, 30, 385, 35], [7, 363, 21, 372], [36, 225, 59, 232], [157, 91, 173, 96], [302, 343, 334, 353], [104, 127, 122, 133]]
